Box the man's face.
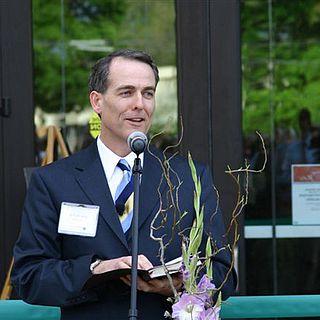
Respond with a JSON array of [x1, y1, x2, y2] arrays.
[[91, 57, 156, 152]]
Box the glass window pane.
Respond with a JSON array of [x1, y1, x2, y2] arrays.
[[242, 0, 320, 295], [33, 0, 177, 163], [241, 0, 272, 224]]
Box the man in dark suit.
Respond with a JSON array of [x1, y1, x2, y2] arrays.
[[12, 49, 236, 319]]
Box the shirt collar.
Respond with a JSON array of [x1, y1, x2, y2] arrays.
[[97, 136, 144, 181]]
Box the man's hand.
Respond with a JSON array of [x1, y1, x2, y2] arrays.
[[121, 274, 183, 297], [91, 255, 183, 296], [92, 254, 153, 274]]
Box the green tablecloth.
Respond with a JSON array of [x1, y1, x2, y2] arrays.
[[222, 295, 320, 318], [1, 295, 320, 319], [0, 300, 60, 320]]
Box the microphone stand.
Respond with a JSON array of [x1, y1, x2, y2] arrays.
[[128, 156, 143, 320]]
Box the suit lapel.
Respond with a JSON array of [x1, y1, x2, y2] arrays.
[[73, 143, 129, 251]]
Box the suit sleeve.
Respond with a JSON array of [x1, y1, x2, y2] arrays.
[[11, 169, 98, 307], [199, 165, 237, 300]]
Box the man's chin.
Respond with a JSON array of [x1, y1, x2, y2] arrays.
[[126, 127, 148, 137]]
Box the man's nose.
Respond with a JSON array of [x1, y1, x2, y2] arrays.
[[132, 92, 144, 109]]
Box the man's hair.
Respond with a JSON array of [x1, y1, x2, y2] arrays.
[[88, 49, 159, 93]]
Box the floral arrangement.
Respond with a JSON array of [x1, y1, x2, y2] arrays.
[[149, 132, 266, 320], [169, 154, 222, 320]]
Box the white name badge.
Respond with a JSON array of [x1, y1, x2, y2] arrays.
[[58, 202, 99, 237]]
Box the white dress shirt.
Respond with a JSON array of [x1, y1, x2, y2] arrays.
[[96, 136, 144, 201]]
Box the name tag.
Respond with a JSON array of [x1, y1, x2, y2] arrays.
[[58, 202, 99, 237]]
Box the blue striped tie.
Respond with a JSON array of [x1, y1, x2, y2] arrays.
[[115, 159, 134, 233]]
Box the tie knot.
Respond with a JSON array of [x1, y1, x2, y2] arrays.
[[117, 159, 130, 172]]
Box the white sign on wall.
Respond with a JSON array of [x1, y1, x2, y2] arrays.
[[292, 164, 320, 225]]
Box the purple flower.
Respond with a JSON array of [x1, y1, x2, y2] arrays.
[[172, 293, 205, 320], [197, 275, 216, 303], [199, 305, 221, 320], [180, 262, 190, 282], [197, 275, 216, 292]]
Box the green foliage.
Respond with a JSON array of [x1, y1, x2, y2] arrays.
[[114, 0, 176, 66], [183, 153, 215, 293], [33, 0, 127, 113], [33, 0, 176, 114], [242, 0, 320, 135], [205, 237, 213, 279]]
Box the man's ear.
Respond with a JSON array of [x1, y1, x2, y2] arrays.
[[89, 91, 103, 115]]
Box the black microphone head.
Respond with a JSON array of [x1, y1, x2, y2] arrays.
[[127, 131, 148, 155]]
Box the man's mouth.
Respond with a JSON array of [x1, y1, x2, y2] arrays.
[[126, 117, 144, 123]]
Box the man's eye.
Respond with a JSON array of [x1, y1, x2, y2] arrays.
[[143, 91, 154, 99], [120, 91, 131, 97]]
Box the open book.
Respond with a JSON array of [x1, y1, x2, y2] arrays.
[[83, 257, 183, 291]]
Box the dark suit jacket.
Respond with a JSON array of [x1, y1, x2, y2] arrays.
[[12, 142, 236, 319]]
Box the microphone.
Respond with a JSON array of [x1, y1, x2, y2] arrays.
[[127, 131, 148, 155]]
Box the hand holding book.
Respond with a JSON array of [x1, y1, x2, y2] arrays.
[[83, 256, 184, 291], [121, 270, 183, 297]]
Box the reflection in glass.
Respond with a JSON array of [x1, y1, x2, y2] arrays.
[[242, 0, 320, 295], [33, 0, 177, 162]]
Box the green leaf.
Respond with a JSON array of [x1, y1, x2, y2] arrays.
[[188, 152, 197, 185], [205, 237, 213, 279], [215, 292, 222, 308]]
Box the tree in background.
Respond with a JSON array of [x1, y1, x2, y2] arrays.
[[33, 0, 176, 115], [114, 0, 176, 66], [242, 0, 320, 136], [33, 0, 126, 113]]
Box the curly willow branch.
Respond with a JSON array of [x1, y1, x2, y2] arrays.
[[215, 131, 267, 292], [148, 117, 184, 300], [148, 123, 266, 301]]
